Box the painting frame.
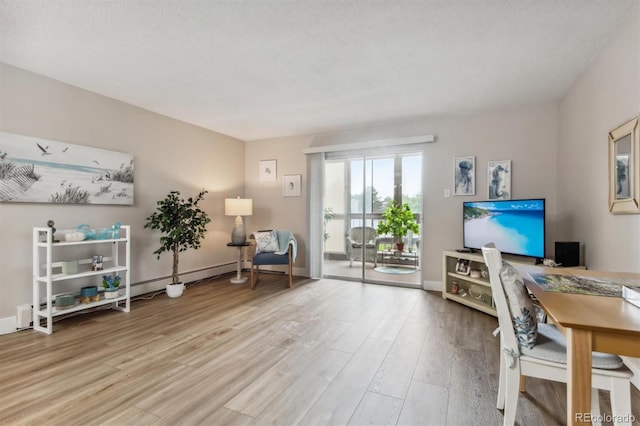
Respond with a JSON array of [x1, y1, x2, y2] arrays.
[[0, 131, 134, 205], [487, 160, 511, 200], [608, 115, 639, 214], [259, 159, 277, 181], [282, 174, 301, 197], [453, 156, 475, 196]]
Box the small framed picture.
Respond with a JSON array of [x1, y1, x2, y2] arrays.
[[259, 160, 277, 181], [453, 156, 475, 196], [283, 174, 301, 197], [488, 160, 511, 200], [456, 258, 471, 275]]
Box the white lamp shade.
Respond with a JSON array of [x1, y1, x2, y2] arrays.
[[225, 197, 253, 216]]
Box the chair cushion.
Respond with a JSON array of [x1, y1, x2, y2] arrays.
[[522, 323, 624, 369], [500, 261, 537, 350], [255, 230, 279, 253], [253, 252, 290, 265]]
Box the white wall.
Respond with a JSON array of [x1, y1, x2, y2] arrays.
[[558, 3, 640, 272], [245, 103, 559, 288], [0, 63, 246, 326]]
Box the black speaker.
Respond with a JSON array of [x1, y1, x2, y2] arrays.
[[555, 241, 579, 267]]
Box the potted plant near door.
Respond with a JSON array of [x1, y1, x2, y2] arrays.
[[376, 202, 420, 252], [144, 190, 211, 298]]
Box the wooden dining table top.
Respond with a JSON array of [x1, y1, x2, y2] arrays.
[[517, 265, 640, 354]]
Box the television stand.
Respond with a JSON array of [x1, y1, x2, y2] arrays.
[[441, 250, 532, 317], [455, 248, 473, 253]]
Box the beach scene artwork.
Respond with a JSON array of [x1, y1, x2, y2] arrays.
[[529, 273, 640, 297], [0, 131, 133, 205]]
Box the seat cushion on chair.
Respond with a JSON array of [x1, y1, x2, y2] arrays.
[[255, 230, 279, 253], [253, 252, 290, 265], [522, 323, 624, 369], [500, 261, 537, 350]]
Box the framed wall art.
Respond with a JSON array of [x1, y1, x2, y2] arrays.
[[0, 131, 134, 205], [488, 160, 511, 200], [608, 115, 639, 214], [259, 159, 277, 181], [283, 174, 301, 197], [453, 156, 475, 196]]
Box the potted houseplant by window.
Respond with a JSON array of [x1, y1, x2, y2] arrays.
[[376, 202, 420, 252], [102, 275, 121, 299], [144, 190, 211, 298]]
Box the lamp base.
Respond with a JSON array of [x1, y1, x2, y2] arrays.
[[231, 216, 246, 244]]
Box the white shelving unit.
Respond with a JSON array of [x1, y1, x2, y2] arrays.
[[32, 225, 131, 334], [442, 250, 501, 317]]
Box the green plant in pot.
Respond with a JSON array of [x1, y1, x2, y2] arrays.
[[376, 202, 420, 252], [102, 275, 121, 299], [144, 190, 211, 298]]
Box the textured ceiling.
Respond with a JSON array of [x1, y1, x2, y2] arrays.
[[0, 0, 636, 141]]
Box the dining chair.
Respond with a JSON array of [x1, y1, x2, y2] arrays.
[[481, 243, 633, 426]]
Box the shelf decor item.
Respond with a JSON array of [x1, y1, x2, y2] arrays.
[[102, 275, 120, 299], [144, 190, 211, 298], [55, 293, 76, 310], [80, 286, 99, 303], [376, 202, 420, 252]]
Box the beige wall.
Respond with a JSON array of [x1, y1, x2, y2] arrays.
[[244, 135, 313, 272], [558, 3, 640, 272], [0, 63, 246, 323], [246, 103, 559, 289]]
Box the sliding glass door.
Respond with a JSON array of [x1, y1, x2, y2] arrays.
[[323, 149, 422, 287]]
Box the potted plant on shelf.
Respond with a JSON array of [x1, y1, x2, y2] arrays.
[[144, 190, 211, 298], [102, 275, 121, 299], [376, 202, 420, 253]]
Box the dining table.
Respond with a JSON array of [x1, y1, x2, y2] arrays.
[[517, 265, 640, 426]]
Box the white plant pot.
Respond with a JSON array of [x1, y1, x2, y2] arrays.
[[104, 289, 119, 299], [166, 282, 184, 298]]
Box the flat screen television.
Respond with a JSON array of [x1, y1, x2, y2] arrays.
[[463, 198, 545, 259]]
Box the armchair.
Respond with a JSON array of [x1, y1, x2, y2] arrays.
[[346, 226, 378, 267], [249, 230, 297, 289]]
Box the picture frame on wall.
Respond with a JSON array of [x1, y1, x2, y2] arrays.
[[0, 131, 134, 205], [259, 159, 277, 181], [453, 156, 475, 196], [283, 174, 301, 197], [488, 160, 511, 200]]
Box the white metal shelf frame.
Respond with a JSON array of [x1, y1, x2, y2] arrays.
[[32, 225, 131, 334]]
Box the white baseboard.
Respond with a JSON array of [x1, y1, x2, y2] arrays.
[[423, 279, 441, 292], [0, 316, 16, 335]]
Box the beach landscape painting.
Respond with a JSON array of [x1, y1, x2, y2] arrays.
[[0, 131, 134, 205]]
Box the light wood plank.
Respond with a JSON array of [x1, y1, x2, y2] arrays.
[[299, 338, 392, 425], [397, 380, 448, 426], [253, 348, 352, 425], [0, 276, 638, 426], [347, 391, 403, 426]]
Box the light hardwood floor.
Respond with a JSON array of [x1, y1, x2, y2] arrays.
[[1, 274, 638, 425]]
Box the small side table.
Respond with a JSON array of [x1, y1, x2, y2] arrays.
[[227, 242, 250, 284]]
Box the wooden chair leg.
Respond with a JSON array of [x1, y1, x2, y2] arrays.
[[609, 377, 632, 426], [251, 265, 258, 289], [288, 249, 293, 288], [519, 376, 526, 392]]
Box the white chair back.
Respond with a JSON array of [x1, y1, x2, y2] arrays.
[[481, 244, 521, 358]]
